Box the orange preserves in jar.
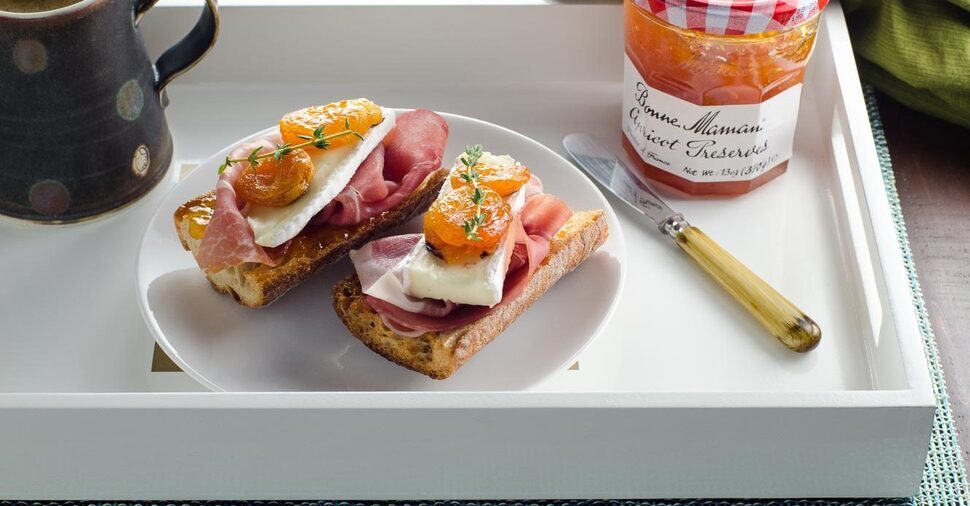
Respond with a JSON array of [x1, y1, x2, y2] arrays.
[[623, 0, 828, 195]]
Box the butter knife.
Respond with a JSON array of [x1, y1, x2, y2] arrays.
[[563, 133, 820, 352]]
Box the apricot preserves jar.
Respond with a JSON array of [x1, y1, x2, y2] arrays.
[[623, 0, 828, 195]]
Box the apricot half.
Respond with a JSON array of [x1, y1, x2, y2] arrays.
[[424, 185, 512, 264], [235, 148, 315, 207], [450, 161, 530, 197], [280, 98, 383, 151]]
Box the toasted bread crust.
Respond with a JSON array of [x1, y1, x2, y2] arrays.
[[175, 168, 449, 308], [332, 210, 609, 379]]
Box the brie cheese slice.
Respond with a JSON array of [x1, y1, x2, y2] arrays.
[[401, 231, 516, 308]]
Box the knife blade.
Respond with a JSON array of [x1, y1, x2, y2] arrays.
[[563, 133, 686, 236], [563, 133, 821, 353]]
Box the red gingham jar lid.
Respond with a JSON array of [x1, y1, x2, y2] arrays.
[[632, 0, 829, 35]]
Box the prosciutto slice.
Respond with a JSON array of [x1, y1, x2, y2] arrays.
[[359, 194, 574, 333], [354, 233, 421, 290], [350, 234, 458, 323], [312, 144, 391, 225], [382, 109, 449, 183], [503, 194, 573, 301], [316, 109, 449, 226], [196, 137, 282, 273]]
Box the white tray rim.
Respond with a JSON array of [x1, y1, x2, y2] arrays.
[[0, 2, 940, 500], [0, 1, 934, 410]]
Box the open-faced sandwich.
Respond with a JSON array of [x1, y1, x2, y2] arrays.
[[175, 99, 450, 307], [333, 145, 609, 379]]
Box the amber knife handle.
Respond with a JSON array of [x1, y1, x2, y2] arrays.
[[660, 215, 821, 352]]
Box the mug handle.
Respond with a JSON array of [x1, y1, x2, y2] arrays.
[[134, 0, 220, 92]]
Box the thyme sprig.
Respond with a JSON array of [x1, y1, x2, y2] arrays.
[[217, 119, 365, 174], [459, 144, 487, 241]]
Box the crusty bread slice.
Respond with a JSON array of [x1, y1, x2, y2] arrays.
[[174, 168, 448, 308], [332, 209, 609, 379]]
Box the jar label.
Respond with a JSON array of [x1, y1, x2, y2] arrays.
[[622, 54, 802, 183]]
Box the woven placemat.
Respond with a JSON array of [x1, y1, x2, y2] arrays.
[[5, 87, 966, 506], [856, 85, 969, 505], [861, 86, 969, 505]]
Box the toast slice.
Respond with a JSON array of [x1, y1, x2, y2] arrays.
[[175, 168, 449, 308], [332, 209, 609, 379]]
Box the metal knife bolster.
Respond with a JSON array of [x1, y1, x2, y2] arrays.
[[659, 213, 690, 239]]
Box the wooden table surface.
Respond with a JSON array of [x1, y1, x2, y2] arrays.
[[878, 92, 970, 462]]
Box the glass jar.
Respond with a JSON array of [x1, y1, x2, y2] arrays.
[[622, 0, 828, 195]]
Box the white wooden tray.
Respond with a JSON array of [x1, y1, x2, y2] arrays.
[[0, 0, 934, 499]]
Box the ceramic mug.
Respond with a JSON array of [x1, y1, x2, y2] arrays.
[[0, 0, 219, 223]]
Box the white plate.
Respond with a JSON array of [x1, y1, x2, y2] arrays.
[[136, 110, 626, 391]]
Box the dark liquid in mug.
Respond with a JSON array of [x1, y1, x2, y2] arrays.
[[0, 0, 83, 12]]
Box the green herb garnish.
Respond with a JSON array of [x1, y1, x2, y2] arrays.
[[460, 144, 488, 241], [218, 119, 363, 174]]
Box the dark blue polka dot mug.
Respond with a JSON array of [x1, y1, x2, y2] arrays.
[[0, 0, 219, 223]]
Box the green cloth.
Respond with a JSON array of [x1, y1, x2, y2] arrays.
[[843, 0, 970, 129]]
